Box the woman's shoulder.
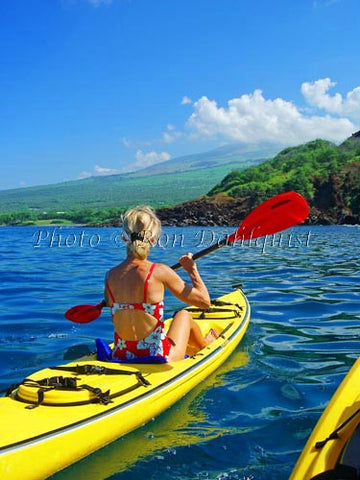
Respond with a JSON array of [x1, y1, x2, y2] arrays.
[[106, 262, 126, 279], [152, 262, 170, 275], [152, 263, 180, 283]]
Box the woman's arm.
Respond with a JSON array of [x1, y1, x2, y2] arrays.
[[159, 254, 211, 309]]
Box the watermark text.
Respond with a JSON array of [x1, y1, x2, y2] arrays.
[[32, 228, 312, 253]]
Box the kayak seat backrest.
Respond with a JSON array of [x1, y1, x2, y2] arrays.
[[310, 422, 360, 480], [310, 464, 359, 479], [95, 338, 168, 364], [96, 338, 113, 361], [339, 421, 360, 474]]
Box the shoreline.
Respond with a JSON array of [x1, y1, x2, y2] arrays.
[[1, 194, 359, 227]]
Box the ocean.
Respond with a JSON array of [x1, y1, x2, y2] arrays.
[[1, 225, 359, 479]]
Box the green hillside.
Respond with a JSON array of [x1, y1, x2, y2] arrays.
[[0, 160, 263, 214], [153, 132, 360, 227], [0, 141, 273, 224], [209, 134, 360, 208], [0, 142, 281, 218]]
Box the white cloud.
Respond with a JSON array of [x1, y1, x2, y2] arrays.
[[94, 164, 121, 175], [134, 150, 171, 169], [77, 152, 171, 180], [181, 96, 193, 105], [122, 137, 132, 148], [162, 132, 174, 143], [78, 171, 92, 179], [302, 78, 360, 120], [162, 124, 183, 143], [78, 164, 121, 179], [185, 81, 358, 146]]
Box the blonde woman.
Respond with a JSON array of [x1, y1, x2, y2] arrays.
[[105, 206, 217, 362]]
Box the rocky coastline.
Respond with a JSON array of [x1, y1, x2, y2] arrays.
[[154, 191, 359, 227]]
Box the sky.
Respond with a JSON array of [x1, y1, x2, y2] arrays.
[[1, 0, 360, 190]]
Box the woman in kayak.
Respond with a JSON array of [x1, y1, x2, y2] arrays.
[[105, 205, 218, 362]]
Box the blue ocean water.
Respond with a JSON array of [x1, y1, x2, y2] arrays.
[[1, 225, 359, 480]]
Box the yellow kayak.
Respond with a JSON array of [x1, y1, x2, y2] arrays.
[[0, 288, 250, 480], [52, 349, 250, 480], [290, 356, 360, 480]]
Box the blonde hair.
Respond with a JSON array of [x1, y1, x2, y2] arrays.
[[122, 206, 161, 260]]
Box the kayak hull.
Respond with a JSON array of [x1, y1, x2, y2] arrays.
[[0, 289, 250, 480], [290, 356, 360, 480]]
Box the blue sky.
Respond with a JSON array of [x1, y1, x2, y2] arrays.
[[1, 0, 359, 190]]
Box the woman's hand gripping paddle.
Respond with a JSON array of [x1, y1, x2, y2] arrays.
[[65, 191, 309, 322]]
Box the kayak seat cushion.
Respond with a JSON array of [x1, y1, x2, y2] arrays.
[[95, 338, 168, 364], [311, 464, 359, 479]]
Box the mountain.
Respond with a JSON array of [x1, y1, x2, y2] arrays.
[[4, 135, 359, 225], [156, 132, 360, 225], [0, 144, 276, 214], [129, 143, 280, 176]]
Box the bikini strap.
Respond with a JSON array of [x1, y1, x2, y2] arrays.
[[105, 279, 116, 305], [106, 264, 156, 305], [143, 263, 156, 303]]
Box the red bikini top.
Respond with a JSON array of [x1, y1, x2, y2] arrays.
[[106, 263, 164, 322]]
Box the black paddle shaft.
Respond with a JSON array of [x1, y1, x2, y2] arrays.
[[171, 236, 228, 271]]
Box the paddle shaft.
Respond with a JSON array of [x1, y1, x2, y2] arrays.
[[171, 237, 228, 270], [171, 191, 309, 271]]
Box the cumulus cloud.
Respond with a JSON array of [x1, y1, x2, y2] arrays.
[[302, 78, 360, 120], [134, 150, 171, 169], [185, 81, 358, 146]]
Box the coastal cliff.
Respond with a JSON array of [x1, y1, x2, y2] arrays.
[[156, 133, 360, 226]]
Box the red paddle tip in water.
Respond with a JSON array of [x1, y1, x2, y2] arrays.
[[64, 300, 106, 324]]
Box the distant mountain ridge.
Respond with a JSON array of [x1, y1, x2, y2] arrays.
[[0, 143, 276, 213], [130, 143, 281, 176], [4, 135, 359, 225]]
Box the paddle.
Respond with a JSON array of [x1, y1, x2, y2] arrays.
[[65, 300, 106, 324], [171, 190, 309, 268], [65, 191, 309, 323]]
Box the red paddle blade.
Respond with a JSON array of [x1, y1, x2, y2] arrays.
[[228, 191, 309, 243], [64, 300, 105, 324]]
